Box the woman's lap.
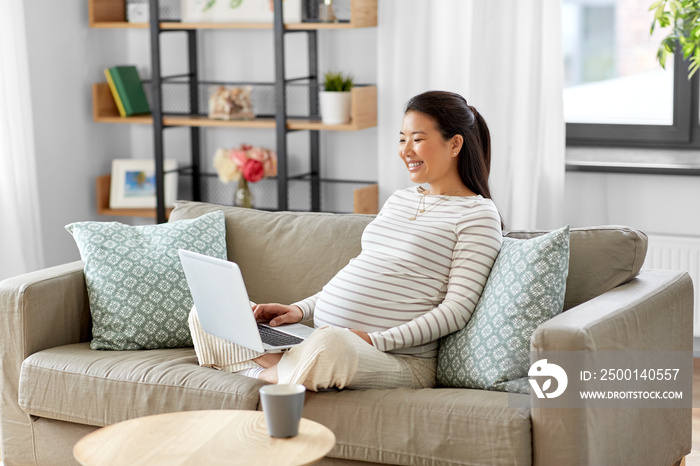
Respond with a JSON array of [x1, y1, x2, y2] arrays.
[[189, 308, 436, 391], [277, 327, 436, 391]]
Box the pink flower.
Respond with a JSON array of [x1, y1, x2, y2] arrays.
[[243, 159, 265, 182], [263, 155, 277, 177], [230, 149, 248, 170], [214, 144, 275, 184], [247, 147, 269, 162]]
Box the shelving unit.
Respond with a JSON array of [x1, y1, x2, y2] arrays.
[[89, 0, 378, 222]]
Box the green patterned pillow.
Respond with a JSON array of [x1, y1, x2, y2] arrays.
[[66, 211, 227, 350], [437, 226, 570, 392]]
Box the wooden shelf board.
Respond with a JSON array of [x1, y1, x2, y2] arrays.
[[89, 0, 376, 29], [285, 22, 373, 30], [89, 21, 374, 30], [161, 22, 272, 30], [163, 115, 277, 128], [92, 83, 153, 123], [94, 115, 154, 124], [287, 119, 368, 131], [96, 175, 172, 219], [91, 22, 148, 29], [93, 82, 377, 131]]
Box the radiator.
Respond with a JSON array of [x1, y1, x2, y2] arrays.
[[643, 234, 700, 336]]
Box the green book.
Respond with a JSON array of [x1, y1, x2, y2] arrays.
[[107, 66, 151, 116]]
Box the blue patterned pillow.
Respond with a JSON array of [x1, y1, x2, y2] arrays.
[[66, 211, 227, 350], [437, 226, 570, 392]]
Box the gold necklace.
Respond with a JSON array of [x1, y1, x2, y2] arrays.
[[408, 186, 469, 221]]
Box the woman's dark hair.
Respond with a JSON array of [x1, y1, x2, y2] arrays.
[[404, 91, 493, 201]]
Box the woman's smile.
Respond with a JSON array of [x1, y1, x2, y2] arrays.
[[407, 160, 424, 171]]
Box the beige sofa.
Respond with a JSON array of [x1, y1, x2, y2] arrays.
[[0, 201, 693, 466]]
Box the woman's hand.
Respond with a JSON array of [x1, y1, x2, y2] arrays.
[[349, 329, 373, 346], [253, 303, 303, 327]]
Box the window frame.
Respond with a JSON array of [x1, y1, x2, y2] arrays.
[[566, 49, 700, 150]]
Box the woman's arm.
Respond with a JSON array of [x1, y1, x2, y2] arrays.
[[291, 291, 321, 321], [368, 206, 502, 352]]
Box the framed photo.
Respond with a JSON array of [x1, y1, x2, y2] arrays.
[[109, 159, 178, 209], [181, 0, 302, 23]]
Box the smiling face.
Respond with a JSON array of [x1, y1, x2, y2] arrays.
[[399, 111, 465, 195]]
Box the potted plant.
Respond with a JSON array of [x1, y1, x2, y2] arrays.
[[650, 0, 700, 77], [319, 71, 353, 125]]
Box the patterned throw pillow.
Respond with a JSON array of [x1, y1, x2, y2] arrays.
[[437, 226, 570, 392], [66, 211, 227, 350]]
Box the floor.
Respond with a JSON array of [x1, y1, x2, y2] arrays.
[[687, 358, 700, 465]]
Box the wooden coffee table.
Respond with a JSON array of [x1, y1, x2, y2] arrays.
[[73, 410, 336, 466]]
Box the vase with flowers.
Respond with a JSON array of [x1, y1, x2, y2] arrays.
[[213, 144, 277, 208]]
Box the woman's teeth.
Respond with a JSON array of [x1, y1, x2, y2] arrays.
[[408, 162, 423, 168]]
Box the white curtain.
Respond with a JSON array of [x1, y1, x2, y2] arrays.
[[377, 0, 565, 230], [0, 0, 44, 280]]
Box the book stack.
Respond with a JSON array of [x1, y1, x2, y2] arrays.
[[104, 66, 151, 117]]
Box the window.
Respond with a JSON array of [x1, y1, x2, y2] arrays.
[[563, 0, 699, 148]]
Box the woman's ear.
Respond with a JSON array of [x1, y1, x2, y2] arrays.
[[451, 135, 464, 157]]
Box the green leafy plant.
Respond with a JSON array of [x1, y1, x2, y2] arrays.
[[650, 0, 700, 78], [323, 72, 354, 92], [203, 0, 243, 12]]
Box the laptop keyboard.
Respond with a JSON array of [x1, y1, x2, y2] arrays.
[[257, 324, 304, 347]]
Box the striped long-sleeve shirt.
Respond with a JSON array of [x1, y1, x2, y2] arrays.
[[293, 187, 502, 358]]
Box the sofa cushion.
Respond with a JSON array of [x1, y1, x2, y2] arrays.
[[506, 225, 647, 310], [18, 343, 263, 427], [65, 211, 227, 350], [437, 226, 570, 391], [168, 201, 375, 305], [302, 388, 531, 465]]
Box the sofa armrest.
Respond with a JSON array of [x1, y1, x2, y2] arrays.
[[0, 260, 91, 464], [530, 269, 693, 466]]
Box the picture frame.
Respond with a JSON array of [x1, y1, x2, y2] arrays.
[[181, 0, 302, 23], [109, 159, 178, 209]]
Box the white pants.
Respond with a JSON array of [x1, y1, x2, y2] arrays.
[[188, 308, 436, 391]]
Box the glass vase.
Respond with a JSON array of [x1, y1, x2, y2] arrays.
[[319, 0, 337, 22], [234, 177, 254, 209]]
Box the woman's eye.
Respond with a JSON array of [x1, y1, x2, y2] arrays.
[[413, 139, 423, 143], [399, 139, 405, 143]]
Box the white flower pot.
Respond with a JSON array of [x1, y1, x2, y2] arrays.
[[319, 91, 352, 125]]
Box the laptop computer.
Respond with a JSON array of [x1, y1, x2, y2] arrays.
[[178, 249, 314, 353]]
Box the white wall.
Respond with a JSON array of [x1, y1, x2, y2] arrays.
[[23, 2, 136, 268], [563, 150, 700, 237]]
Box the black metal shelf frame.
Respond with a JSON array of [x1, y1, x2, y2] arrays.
[[147, 0, 336, 222]]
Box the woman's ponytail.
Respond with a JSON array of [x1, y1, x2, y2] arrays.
[[469, 105, 491, 175]]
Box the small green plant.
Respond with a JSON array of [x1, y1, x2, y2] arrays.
[[203, 0, 243, 12], [323, 72, 354, 92], [649, 0, 700, 78]]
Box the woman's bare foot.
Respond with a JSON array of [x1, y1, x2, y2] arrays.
[[253, 352, 283, 369]]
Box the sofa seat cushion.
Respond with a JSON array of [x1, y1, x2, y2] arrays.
[[18, 343, 263, 427], [302, 388, 531, 466]]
